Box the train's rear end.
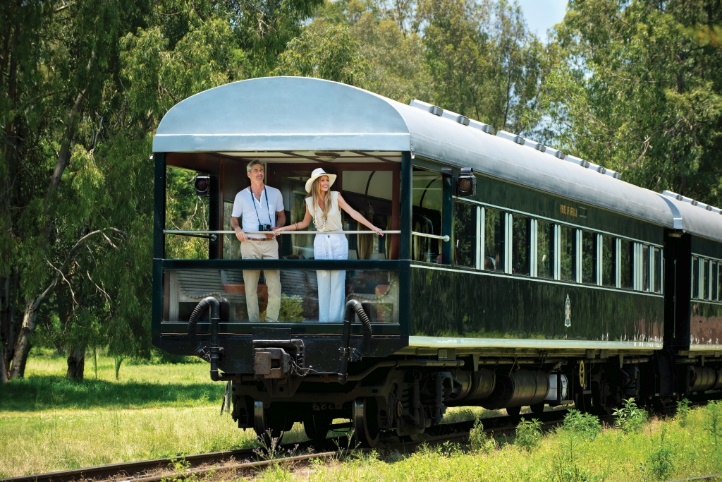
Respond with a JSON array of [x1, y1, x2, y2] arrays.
[[151, 77, 417, 443]]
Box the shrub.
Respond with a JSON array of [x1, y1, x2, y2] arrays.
[[553, 409, 603, 481], [561, 409, 602, 440], [469, 418, 497, 454], [676, 398, 691, 427], [515, 418, 542, 451], [613, 398, 648, 434], [707, 400, 722, 448], [644, 428, 674, 481]]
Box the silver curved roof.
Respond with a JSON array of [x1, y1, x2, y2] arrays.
[[659, 192, 722, 242], [153, 76, 720, 239], [153, 76, 411, 153]]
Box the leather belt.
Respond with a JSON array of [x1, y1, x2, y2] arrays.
[[247, 238, 274, 242]]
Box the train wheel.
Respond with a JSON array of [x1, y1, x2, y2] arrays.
[[530, 403, 545, 415], [352, 398, 381, 447], [253, 401, 291, 441], [506, 406, 522, 417], [591, 370, 619, 415], [304, 413, 333, 441]]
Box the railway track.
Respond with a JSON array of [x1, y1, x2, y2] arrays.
[[3, 410, 568, 482]]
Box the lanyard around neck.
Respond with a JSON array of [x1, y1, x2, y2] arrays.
[[249, 186, 273, 225]]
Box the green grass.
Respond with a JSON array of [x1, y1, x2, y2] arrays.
[[2, 350, 722, 481]]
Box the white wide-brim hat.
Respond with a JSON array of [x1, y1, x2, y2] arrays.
[[305, 167, 337, 193]]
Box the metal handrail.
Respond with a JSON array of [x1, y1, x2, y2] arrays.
[[411, 231, 450, 242], [164, 229, 401, 235], [163, 229, 449, 242]]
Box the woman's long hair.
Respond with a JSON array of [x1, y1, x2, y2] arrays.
[[308, 177, 332, 226]]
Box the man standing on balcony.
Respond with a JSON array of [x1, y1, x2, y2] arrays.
[[231, 160, 286, 322]]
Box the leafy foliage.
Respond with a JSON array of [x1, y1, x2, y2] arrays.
[[676, 398, 691, 427], [547, 0, 722, 206], [643, 428, 674, 481], [613, 398, 649, 434], [561, 409, 602, 440], [469, 417, 497, 453], [515, 417, 543, 451]]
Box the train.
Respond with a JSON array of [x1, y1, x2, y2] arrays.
[[151, 76, 722, 445]]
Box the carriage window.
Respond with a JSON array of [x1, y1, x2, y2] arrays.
[[619, 239, 633, 289], [601, 235, 614, 286], [652, 247, 663, 293], [717, 262, 722, 301], [512, 215, 530, 275], [692, 257, 699, 299], [484, 208, 504, 271], [412, 169, 442, 262], [710, 261, 717, 301], [641, 244, 650, 292], [223, 201, 238, 259], [340, 170, 393, 260], [581, 230, 596, 284], [166, 166, 212, 260], [700, 258, 707, 300], [454, 202, 477, 268], [559, 225, 574, 281], [537, 220, 553, 279]]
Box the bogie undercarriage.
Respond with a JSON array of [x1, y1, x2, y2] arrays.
[[223, 349, 722, 446]]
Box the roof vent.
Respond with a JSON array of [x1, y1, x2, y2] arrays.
[[605, 169, 621, 179], [566, 154, 589, 168], [545, 147, 566, 159], [497, 130, 525, 145], [522, 138, 546, 152], [410, 99, 443, 116], [663, 191, 721, 213], [440, 109, 470, 126], [469, 119, 493, 134]]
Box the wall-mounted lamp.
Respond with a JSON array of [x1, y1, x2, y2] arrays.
[[194, 175, 210, 196], [456, 167, 476, 197]]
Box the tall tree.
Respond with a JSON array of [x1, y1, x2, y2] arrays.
[[547, 0, 722, 205], [273, 19, 369, 83], [1, 0, 152, 380], [337, 0, 433, 103], [224, 0, 325, 76], [415, 0, 547, 133]]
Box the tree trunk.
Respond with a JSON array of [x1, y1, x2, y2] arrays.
[[66, 347, 85, 380], [0, 343, 6, 383], [1, 275, 10, 382], [8, 300, 36, 379]]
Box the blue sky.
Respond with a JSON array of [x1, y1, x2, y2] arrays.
[[517, 0, 568, 40]]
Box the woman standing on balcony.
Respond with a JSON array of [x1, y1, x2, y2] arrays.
[[274, 168, 384, 322]]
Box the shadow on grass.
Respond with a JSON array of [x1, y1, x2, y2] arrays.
[[0, 376, 225, 412]]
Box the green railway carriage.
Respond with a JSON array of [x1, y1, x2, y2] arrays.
[[152, 77, 722, 444]]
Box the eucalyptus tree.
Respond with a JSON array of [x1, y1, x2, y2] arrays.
[[0, 0, 155, 381], [338, 0, 433, 103], [547, 0, 722, 205], [274, 0, 432, 102], [1, 0, 259, 381], [274, 19, 369, 84], [415, 0, 547, 133], [223, 0, 325, 76]]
